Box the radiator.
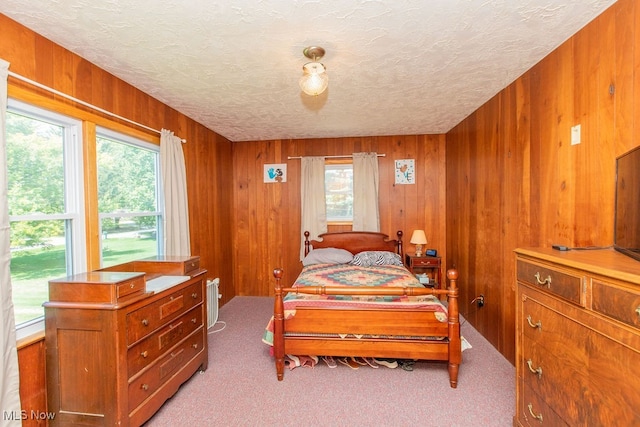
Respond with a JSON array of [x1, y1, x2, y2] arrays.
[[206, 278, 220, 329]]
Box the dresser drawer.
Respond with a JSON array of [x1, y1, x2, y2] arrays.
[[592, 280, 640, 331], [519, 382, 569, 426], [128, 329, 204, 412], [517, 260, 584, 305], [521, 338, 589, 424], [127, 305, 204, 377], [411, 257, 439, 267], [127, 281, 203, 345], [520, 295, 588, 360], [117, 276, 146, 300], [133, 256, 200, 275]]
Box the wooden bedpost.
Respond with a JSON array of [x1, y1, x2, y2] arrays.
[[273, 268, 285, 380], [304, 231, 311, 257], [396, 230, 404, 257], [446, 268, 460, 388]]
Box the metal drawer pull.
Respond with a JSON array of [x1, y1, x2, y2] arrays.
[[534, 272, 552, 287], [636, 306, 640, 317], [130, 283, 135, 288], [526, 315, 542, 329], [526, 359, 543, 379], [140, 351, 148, 358], [527, 403, 543, 422], [191, 318, 197, 324], [192, 343, 199, 349], [141, 384, 149, 391], [141, 319, 149, 326], [192, 293, 198, 299]]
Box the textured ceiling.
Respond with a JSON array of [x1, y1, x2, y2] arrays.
[[0, 0, 617, 142]]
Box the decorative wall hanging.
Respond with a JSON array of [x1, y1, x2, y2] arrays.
[[395, 159, 415, 184], [264, 164, 287, 183]]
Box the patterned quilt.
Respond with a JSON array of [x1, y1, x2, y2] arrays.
[[262, 263, 448, 346]]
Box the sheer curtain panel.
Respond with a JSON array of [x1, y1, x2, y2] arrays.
[[160, 129, 191, 256], [300, 156, 327, 260], [0, 59, 22, 425], [352, 152, 380, 231]]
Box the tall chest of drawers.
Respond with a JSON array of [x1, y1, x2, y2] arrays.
[[44, 256, 208, 426], [515, 248, 640, 426]]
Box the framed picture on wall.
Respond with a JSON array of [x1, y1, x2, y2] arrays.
[[395, 159, 415, 184], [264, 163, 287, 183]]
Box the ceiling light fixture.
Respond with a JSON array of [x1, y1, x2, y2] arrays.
[[299, 46, 328, 96]]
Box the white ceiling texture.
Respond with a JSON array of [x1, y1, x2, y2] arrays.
[[0, 0, 617, 142]]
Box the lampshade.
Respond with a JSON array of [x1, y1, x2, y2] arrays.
[[299, 46, 328, 96], [410, 230, 428, 245]]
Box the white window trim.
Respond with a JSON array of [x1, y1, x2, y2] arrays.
[[8, 99, 86, 338], [96, 126, 164, 266]]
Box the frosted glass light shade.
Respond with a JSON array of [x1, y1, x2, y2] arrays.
[[299, 62, 328, 96]]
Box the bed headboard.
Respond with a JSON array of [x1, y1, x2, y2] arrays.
[[304, 231, 404, 258]]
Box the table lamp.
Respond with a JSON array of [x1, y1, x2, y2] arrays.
[[410, 230, 428, 257]]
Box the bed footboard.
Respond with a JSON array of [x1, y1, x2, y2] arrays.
[[272, 268, 460, 387]]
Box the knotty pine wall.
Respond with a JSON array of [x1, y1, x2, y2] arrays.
[[232, 135, 447, 296], [447, 0, 639, 363], [0, 14, 234, 422]]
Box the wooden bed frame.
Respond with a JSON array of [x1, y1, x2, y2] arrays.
[[272, 230, 461, 388]]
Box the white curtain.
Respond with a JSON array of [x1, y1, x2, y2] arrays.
[[300, 156, 327, 260], [352, 152, 380, 231], [160, 129, 191, 256], [0, 59, 22, 425]]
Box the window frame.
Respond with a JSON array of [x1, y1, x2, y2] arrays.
[[7, 98, 87, 337], [95, 126, 164, 267]]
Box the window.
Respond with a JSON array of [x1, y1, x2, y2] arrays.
[[96, 128, 163, 267], [325, 162, 353, 222], [7, 100, 86, 327]]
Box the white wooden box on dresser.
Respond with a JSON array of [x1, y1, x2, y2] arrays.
[[514, 248, 640, 426]]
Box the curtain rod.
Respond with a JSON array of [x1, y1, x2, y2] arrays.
[[8, 70, 186, 143], [288, 154, 386, 160]]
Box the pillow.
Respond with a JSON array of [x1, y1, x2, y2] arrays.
[[302, 248, 354, 266], [350, 251, 404, 267]]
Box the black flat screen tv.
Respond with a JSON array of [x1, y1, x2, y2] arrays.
[[614, 146, 640, 262]]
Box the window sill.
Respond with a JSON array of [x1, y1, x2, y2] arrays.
[[16, 318, 45, 349]]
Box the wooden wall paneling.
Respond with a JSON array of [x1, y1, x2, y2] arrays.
[[445, 0, 635, 363], [590, 8, 616, 247], [485, 96, 505, 348], [572, 14, 609, 247], [634, 0, 640, 154], [17, 339, 47, 427], [614, 0, 635, 156], [446, 117, 472, 314], [233, 141, 252, 294], [534, 48, 563, 248], [33, 36, 53, 88], [397, 135, 420, 243], [554, 40, 577, 246]]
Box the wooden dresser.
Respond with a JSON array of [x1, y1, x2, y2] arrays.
[[44, 256, 208, 426], [514, 248, 640, 426]]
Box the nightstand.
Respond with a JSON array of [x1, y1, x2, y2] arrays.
[[405, 254, 442, 288]]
